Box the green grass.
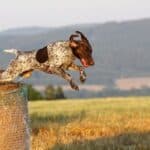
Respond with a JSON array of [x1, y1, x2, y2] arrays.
[[29, 97, 150, 150]]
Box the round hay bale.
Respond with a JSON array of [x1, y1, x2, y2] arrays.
[[0, 82, 30, 150]]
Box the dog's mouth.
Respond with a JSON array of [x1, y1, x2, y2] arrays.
[[81, 59, 90, 67], [81, 58, 95, 67]]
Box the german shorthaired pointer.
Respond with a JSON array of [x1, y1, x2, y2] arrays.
[[0, 31, 94, 90]]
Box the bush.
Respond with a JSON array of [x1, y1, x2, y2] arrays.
[[44, 85, 65, 100], [55, 86, 65, 99], [27, 84, 43, 101]]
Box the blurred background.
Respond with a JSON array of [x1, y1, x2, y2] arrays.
[[0, 0, 150, 99], [1, 1, 150, 150]]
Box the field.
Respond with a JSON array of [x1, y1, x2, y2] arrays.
[[29, 97, 150, 150]]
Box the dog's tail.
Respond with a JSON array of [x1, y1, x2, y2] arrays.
[[3, 49, 20, 56]]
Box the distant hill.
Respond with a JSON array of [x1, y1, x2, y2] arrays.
[[1, 18, 150, 93], [0, 27, 51, 35]]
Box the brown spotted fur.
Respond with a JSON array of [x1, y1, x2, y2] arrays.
[[0, 31, 94, 90]]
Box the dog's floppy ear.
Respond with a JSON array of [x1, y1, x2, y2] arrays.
[[69, 34, 79, 49], [36, 46, 48, 63], [69, 41, 78, 49]]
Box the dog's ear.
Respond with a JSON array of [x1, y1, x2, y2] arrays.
[[36, 46, 48, 63], [76, 31, 89, 43], [69, 41, 79, 49], [69, 34, 79, 49]]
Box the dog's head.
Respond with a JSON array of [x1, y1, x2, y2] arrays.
[[69, 31, 94, 67]]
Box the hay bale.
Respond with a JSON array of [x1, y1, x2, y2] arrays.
[[0, 82, 30, 150]]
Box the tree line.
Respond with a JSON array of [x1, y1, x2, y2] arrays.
[[27, 84, 65, 101]]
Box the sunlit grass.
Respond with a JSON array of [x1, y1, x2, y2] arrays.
[[29, 97, 150, 150]]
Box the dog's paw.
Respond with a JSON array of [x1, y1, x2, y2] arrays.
[[80, 75, 86, 83], [80, 71, 86, 83], [70, 81, 79, 91]]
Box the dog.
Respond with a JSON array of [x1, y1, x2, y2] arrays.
[[0, 31, 94, 90]]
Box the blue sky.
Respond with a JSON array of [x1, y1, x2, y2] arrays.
[[0, 0, 149, 31]]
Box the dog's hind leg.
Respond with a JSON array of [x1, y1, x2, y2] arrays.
[[20, 69, 33, 79], [0, 60, 24, 82]]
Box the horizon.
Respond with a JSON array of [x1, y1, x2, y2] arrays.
[[0, 17, 150, 32]]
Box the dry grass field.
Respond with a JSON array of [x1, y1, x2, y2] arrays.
[[29, 97, 150, 150]]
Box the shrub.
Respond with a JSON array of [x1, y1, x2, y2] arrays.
[[44, 84, 65, 100], [27, 85, 43, 101]]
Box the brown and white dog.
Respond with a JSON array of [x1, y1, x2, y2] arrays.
[[0, 31, 94, 90]]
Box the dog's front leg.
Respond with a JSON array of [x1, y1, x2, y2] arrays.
[[68, 63, 86, 83], [42, 67, 79, 90]]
